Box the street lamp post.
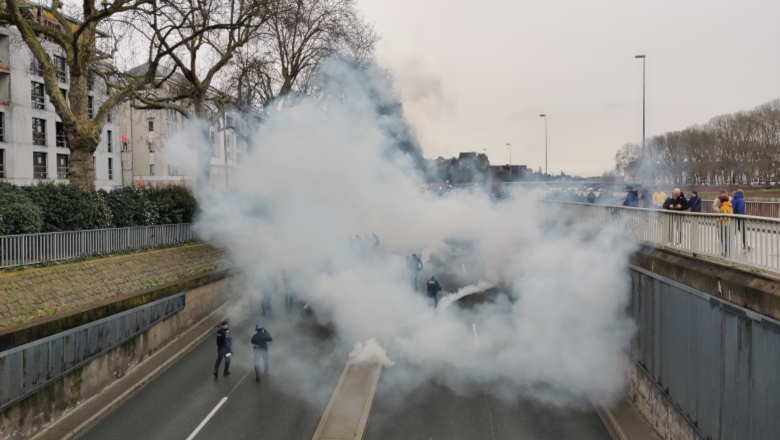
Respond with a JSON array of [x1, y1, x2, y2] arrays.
[[506, 143, 511, 183], [540, 114, 547, 182], [635, 55, 646, 185]]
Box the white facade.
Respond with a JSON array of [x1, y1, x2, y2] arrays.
[[119, 96, 245, 188], [0, 26, 120, 189]]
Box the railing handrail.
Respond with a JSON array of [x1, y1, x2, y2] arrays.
[[543, 200, 780, 221], [0, 223, 192, 239]]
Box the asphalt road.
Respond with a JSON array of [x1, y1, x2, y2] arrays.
[[77, 301, 347, 440], [365, 378, 611, 440]]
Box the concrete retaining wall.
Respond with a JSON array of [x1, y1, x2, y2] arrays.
[[0, 272, 237, 440]]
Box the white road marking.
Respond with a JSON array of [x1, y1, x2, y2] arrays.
[[303, 301, 311, 309], [186, 397, 228, 440], [472, 323, 479, 347]]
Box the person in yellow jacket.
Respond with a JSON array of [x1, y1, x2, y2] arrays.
[[717, 194, 732, 256], [652, 186, 666, 208]]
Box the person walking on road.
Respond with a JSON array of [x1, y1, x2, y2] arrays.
[[652, 186, 666, 208], [251, 325, 273, 382], [408, 254, 423, 291], [426, 275, 442, 310], [732, 189, 749, 250], [623, 185, 639, 207], [688, 191, 702, 213], [214, 321, 232, 377]]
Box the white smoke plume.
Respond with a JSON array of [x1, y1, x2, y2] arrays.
[[350, 338, 395, 367], [181, 59, 638, 407], [437, 281, 494, 310]]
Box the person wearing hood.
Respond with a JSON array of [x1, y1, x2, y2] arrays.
[[732, 189, 749, 250], [623, 185, 639, 207], [640, 188, 652, 208], [251, 325, 273, 382], [717, 194, 733, 256], [688, 191, 702, 213], [426, 275, 442, 309]]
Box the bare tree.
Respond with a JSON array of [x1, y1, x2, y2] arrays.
[[130, 0, 273, 185], [0, 0, 172, 186], [614, 142, 641, 181]]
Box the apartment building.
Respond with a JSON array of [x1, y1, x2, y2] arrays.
[[119, 66, 248, 187], [0, 26, 120, 189]]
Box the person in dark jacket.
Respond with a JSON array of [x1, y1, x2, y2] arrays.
[[587, 190, 596, 204], [426, 276, 442, 309], [214, 321, 232, 377], [408, 254, 423, 291], [688, 191, 702, 213], [732, 189, 749, 250], [251, 325, 273, 382], [623, 185, 639, 207], [662, 188, 689, 211], [640, 188, 652, 208]]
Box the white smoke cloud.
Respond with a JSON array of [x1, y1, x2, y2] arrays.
[[187, 59, 638, 408]]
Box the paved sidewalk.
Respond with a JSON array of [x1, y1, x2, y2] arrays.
[[594, 394, 662, 440], [30, 300, 233, 440]]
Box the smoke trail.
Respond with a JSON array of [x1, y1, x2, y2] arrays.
[[437, 281, 494, 310], [170, 59, 639, 408]]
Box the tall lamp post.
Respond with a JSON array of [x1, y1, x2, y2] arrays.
[[506, 143, 511, 183], [540, 114, 547, 182], [635, 55, 646, 185]]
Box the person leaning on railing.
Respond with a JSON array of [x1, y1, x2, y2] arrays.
[[717, 194, 733, 256], [688, 191, 702, 212]]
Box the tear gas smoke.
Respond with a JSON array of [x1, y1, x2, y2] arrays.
[[437, 281, 494, 310], [168, 59, 638, 407]]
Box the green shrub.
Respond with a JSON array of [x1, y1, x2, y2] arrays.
[[147, 185, 197, 224], [0, 183, 43, 235], [101, 186, 160, 227], [20, 182, 112, 232]]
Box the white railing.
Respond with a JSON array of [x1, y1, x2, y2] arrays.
[[0, 224, 196, 269], [550, 201, 780, 275]]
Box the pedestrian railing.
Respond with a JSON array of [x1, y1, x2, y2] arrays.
[[0, 224, 196, 269], [701, 200, 780, 218], [548, 201, 780, 275]]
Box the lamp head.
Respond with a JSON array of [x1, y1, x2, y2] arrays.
[[635, 55, 646, 58], [540, 114, 546, 117]]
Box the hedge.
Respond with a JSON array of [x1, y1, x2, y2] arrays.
[[0, 182, 198, 235]]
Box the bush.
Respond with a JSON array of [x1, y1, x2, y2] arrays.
[[147, 185, 197, 224], [20, 182, 112, 232], [101, 186, 160, 227], [0, 183, 43, 235]]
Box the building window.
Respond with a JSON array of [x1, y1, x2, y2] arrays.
[[31, 81, 45, 109], [32, 118, 46, 146], [56, 122, 67, 148], [54, 55, 67, 83], [167, 164, 178, 176], [148, 120, 154, 132], [87, 96, 93, 119], [166, 108, 177, 121], [149, 164, 155, 176], [107, 130, 112, 152], [0, 113, 5, 142], [86, 70, 94, 91], [59, 88, 67, 103], [209, 130, 215, 145], [93, 156, 96, 180], [29, 57, 43, 76], [166, 122, 177, 139], [107, 111, 112, 123], [108, 157, 113, 180], [33, 152, 47, 179], [0, 149, 4, 178], [57, 154, 68, 179]]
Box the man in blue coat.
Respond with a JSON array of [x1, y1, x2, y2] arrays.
[[623, 185, 639, 207], [732, 189, 748, 250]]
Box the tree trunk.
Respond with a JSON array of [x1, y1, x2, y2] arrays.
[[68, 144, 96, 187]]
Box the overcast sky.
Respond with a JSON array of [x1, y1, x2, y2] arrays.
[[358, 0, 780, 176]]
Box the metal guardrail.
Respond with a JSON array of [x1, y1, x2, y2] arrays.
[[0, 224, 196, 269], [701, 200, 780, 218], [0, 291, 186, 411], [550, 201, 780, 275]]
